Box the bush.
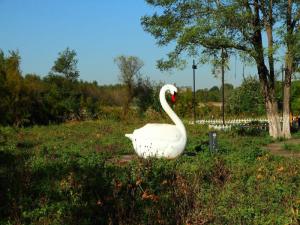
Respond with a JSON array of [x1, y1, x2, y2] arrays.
[[231, 121, 268, 136]]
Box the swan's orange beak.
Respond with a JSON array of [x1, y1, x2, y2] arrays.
[[171, 92, 177, 103]]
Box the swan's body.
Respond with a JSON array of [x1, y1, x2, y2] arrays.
[[125, 84, 187, 159]]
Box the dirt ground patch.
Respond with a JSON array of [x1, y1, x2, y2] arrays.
[[265, 138, 300, 158], [108, 154, 137, 165]]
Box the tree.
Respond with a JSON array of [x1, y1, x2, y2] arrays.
[[281, 1, 300, 138], [50, 47, 79, 81], [3, 51, 29, 126], [23, 74, 48, 124], [177, 88, 193, 118], [43, 74, 81, 122], [114, 55, 144, 115], [228, 77, 265, 116], [134, 77, 154, 115], [208, 86, 221, 102], [47, 48, 81, 120], [0, 51, 7, 124], [141, 0, 300, 138]]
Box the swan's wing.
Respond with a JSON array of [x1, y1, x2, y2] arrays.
[[133, 124, 181, 142]]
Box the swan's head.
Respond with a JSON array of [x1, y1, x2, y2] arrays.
[[167, 84, 178, 96], [165, 84, 177, 103], [160, 84, 178, 103]]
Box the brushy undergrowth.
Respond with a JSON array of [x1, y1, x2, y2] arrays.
[[0, 119, 300, 225]]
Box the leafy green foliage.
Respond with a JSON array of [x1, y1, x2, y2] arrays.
[[134, 77, 155, 115], [197, 86, 220, 102], [141, 0, 256, 70], [291, 81, 300, 114], [114, 55, 144, 115], [1, 47, 300, 128], [176, 88, 193, 118], [228, 77, 265, 116], [50, 48, 79, 81], [0, 50, 32, 126], [141, 0, 300, 138], [0, 50, 144, 126]]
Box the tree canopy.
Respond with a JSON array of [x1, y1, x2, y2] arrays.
[[114, 55, 144, 115], [50, 47, 79, 81], [141, 0, 299, 71], [141, 0, 300, 138]]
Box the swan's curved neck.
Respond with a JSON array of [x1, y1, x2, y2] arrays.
[[160, 86, 186, 137]]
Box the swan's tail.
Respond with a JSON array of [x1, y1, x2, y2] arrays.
[[125, 134, 133, 141]]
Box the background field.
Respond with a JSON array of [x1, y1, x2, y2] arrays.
[[1, 118, 300, 225]]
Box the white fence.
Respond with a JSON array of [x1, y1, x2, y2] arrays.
[[189, 118, 270, 131]]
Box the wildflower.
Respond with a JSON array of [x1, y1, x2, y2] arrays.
[[142, 191, 150, 200], [257, 167, 263, 172], [115, 180, 122, 189], [277, 166, 284, 172], [142, 191, 159, 202], [96, 200, 103, 206], [135, 179, 142, 186], [161, 180, 168, 185], [256, 174, 263, 180], [291, 207, 299, 216]]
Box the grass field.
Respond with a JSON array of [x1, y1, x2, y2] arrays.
[[0, 119, 300, 224]]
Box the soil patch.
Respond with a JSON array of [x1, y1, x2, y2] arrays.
[[108, 154, 137, 165], [265, 138, 300, 158]]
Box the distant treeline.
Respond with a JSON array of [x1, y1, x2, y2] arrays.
[[0, 49, 162, 126], [196, 78, 300, 118], [1, 49, 300, 126]]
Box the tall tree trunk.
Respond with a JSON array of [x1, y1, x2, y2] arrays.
[[282, 66, 292, 138], [257, 63, 282, 138], [253, 0, 282, 138], [282, 53, 293, 138], [282, 0, 294, 139], [261, 0, 275, 86], [265, 94, 282, 138]]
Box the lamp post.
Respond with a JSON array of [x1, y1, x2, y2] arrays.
[[282, 64, 284, 120], [221, 48, 227, 126], [192, 59, 197, 124]]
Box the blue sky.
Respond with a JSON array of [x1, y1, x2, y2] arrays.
[[0, 0, 257, 89]]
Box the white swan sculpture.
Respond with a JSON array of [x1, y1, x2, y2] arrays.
[[125, 84, 187, 159]]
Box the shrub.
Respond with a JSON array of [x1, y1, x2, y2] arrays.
[[231, 121, 268, 136]]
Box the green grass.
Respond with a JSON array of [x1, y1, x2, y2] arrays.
[[283, 143, 300, 152], [0, 119, 300, 224]]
